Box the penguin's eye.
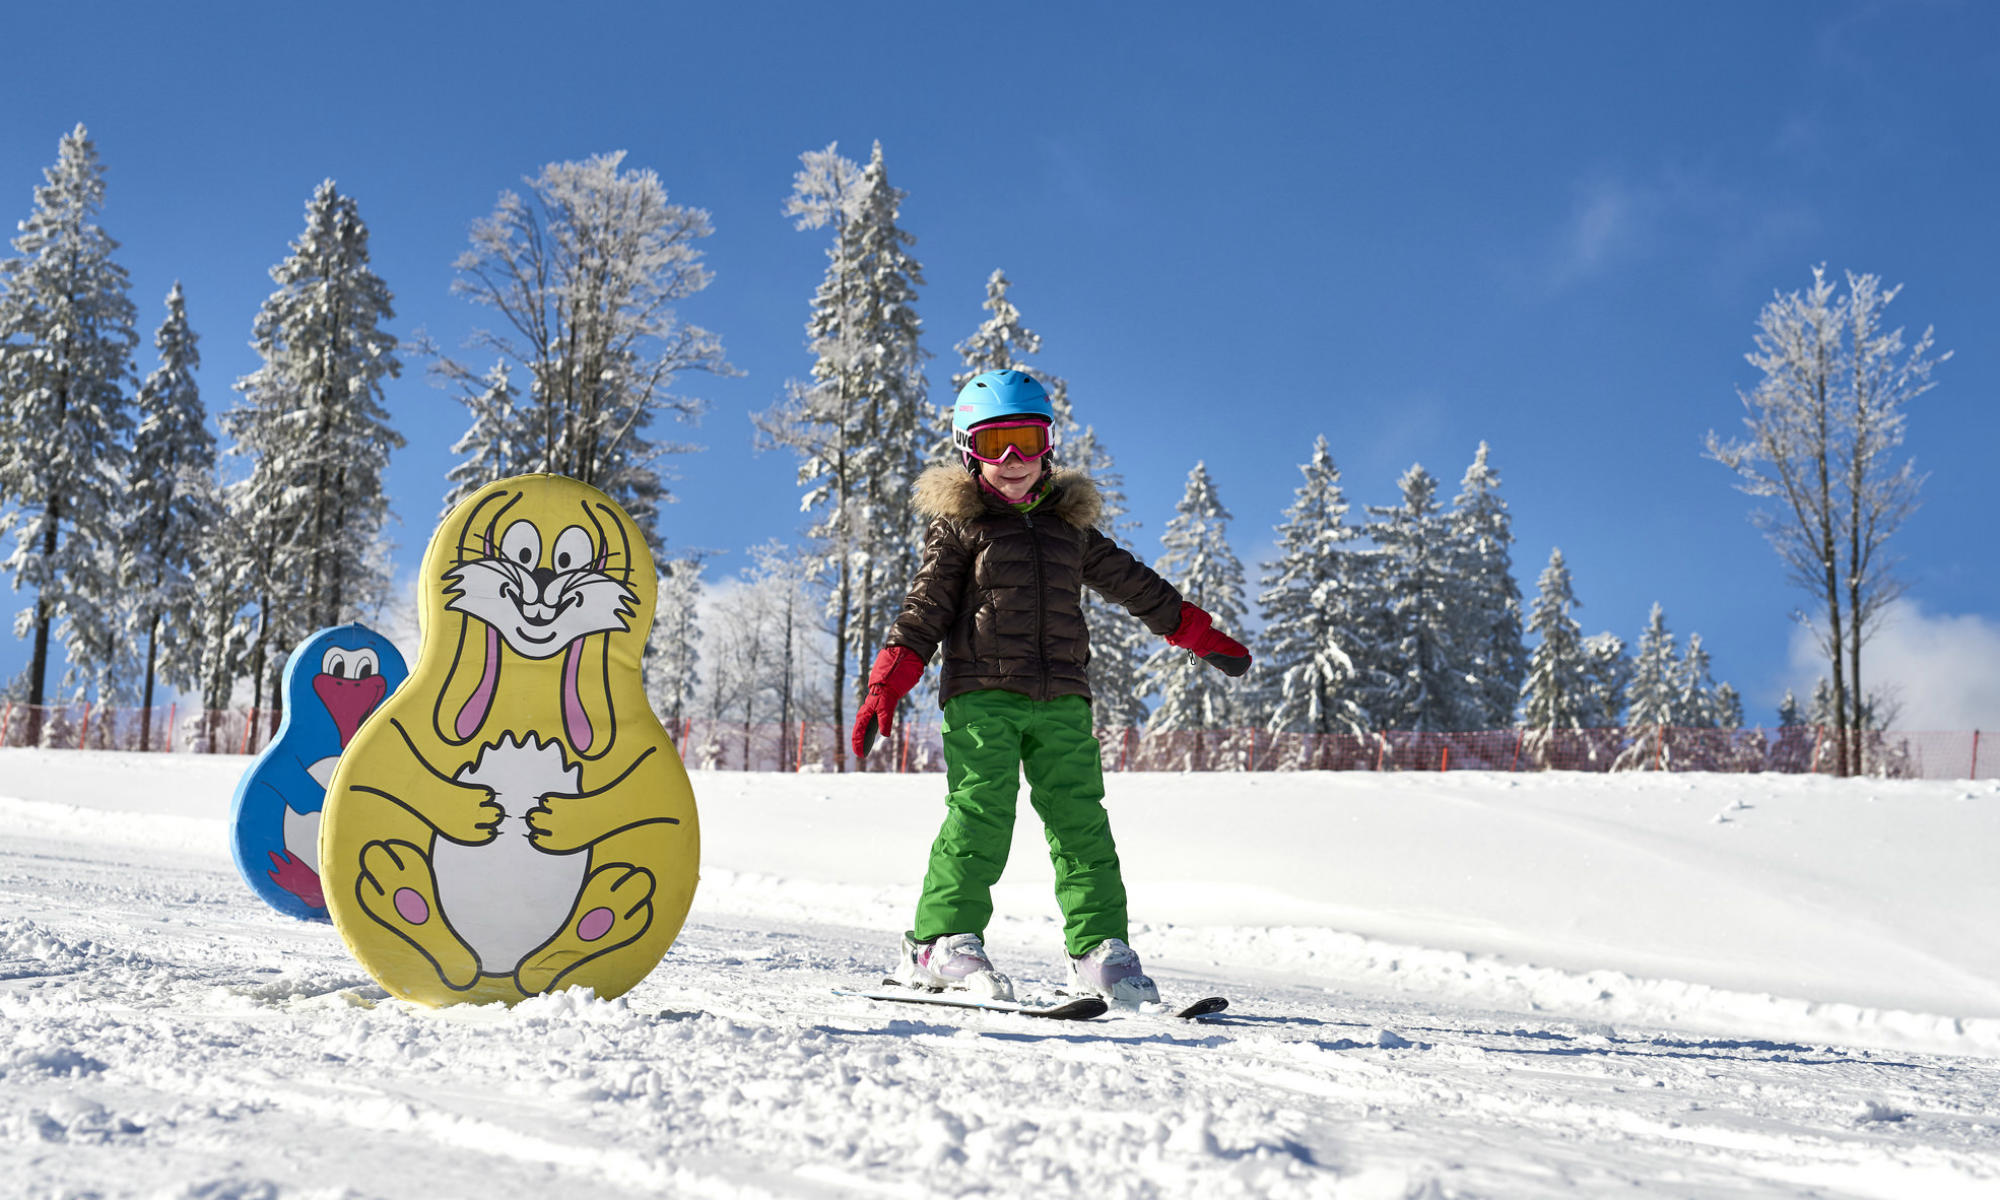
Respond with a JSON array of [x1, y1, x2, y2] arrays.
[[353, 650, 380, 680], [322, 649, 349, 679], [500, 520, 542, 568], [552, 526, 594, 573]]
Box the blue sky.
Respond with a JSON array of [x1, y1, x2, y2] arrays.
[[3, 2, 1997, 727]]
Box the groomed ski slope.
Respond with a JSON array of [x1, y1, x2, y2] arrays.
[[5, 748, 2000, 1198]]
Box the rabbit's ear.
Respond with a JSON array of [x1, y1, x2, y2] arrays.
[[436, 614, 500, 746], [429, 488, 527, 747], [559, 629, 619, 759]]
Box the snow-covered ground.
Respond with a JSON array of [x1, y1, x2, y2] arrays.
[[5, 748, 2000, 1198]]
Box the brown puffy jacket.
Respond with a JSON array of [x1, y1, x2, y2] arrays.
[[887, 465, 1185, 706]]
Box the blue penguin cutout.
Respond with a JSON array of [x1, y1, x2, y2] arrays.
[[229, 623, 408, 920]]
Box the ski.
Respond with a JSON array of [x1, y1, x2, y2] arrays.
[[1056, 991, 1233, 1020], [836, 985, 1108, 1021]]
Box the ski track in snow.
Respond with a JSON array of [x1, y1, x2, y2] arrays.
[[4, 758, 2000, 1197]]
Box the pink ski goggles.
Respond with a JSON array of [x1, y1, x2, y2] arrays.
[[956, 418, 1055, 464]]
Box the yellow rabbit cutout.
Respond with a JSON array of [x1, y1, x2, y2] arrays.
[[323, 475, 699, 1006]]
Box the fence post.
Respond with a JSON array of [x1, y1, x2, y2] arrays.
[[165, 702, 176, 753], [1, 701, 11, 748], [1809, 724, 1824, 774], [1654, 724, 1665, 772], [241, 708, 257, 755], [1441, 743, 1450, 772], [1512, 730, 1524, 772], [1375, 731, 1387, 772], [1973, 729, 1981, 780]]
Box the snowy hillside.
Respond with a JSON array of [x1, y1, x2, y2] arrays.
[[5, 749, 2000, 1197]]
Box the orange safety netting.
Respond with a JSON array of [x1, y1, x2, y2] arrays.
[[4, 703, 1990, 780]]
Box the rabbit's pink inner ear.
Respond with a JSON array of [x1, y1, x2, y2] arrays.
[[455, 625, 501, 740], [562, 639, 594, 754]]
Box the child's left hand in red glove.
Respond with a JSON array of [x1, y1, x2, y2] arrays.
[[1165, 602, 1253, 677]]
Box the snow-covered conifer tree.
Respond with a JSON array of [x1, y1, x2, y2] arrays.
[[1671, 632, 1724, 728], [1258, 436, 1366, 735], [1519, 548, 1590, 729], [1451, 443, 1525, 727], [1580, 632, 1632, 727], [180, 485, 257, 750], [442, 363, 529, 514], [1143, 463, 1248, 732], [1362, 465, 1472, 731], [645, 553, 709, 735], [939, 269, 1073, 458], [446, 151, 731, 543], [1776, 688, 1803, 727], [1625, 605, 1679, 731], [223, 180, 403, 717], [0, 125, 138, 733], [1611, 604, 1685, 769], [939, 268, 1147, 727], [1075, 443, 1154, 732], [125, 283, 219, 745], [1715, 682, 1745, 730], [755, 142, 928, 755]]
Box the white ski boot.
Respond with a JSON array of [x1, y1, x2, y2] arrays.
[[1068, 938, 1159, 1005], [894, 933, 1014, 1001]]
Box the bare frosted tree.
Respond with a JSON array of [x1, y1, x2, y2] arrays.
[[444, 151, 733, 545], [1706, 265, 1944, 774], [742, 540, 828, 769]]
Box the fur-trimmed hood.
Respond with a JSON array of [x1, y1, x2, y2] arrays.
[[912, 465, 1104, 529]]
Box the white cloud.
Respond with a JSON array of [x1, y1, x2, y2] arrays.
[[1543, 176, 1659, 290], [1564, 183, 1640, 275], [1787, 600, 2000, 731]]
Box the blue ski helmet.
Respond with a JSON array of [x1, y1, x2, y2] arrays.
[[951, 369, 1056, 434]]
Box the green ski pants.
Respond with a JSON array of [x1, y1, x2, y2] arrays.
[[909, 690, 1127, 958]]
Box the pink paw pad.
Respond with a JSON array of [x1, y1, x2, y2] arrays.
[[576, 907, 615, 942], [393, 888, 430, 925]]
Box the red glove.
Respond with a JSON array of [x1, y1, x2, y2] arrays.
[[852, 645, 926, 756], [1165, 602, 1252, 677]]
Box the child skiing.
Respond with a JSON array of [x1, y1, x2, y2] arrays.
[[851, 369, 1252, 1004]]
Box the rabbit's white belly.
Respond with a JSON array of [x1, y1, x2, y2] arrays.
[[435, 734, 587, 974]]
